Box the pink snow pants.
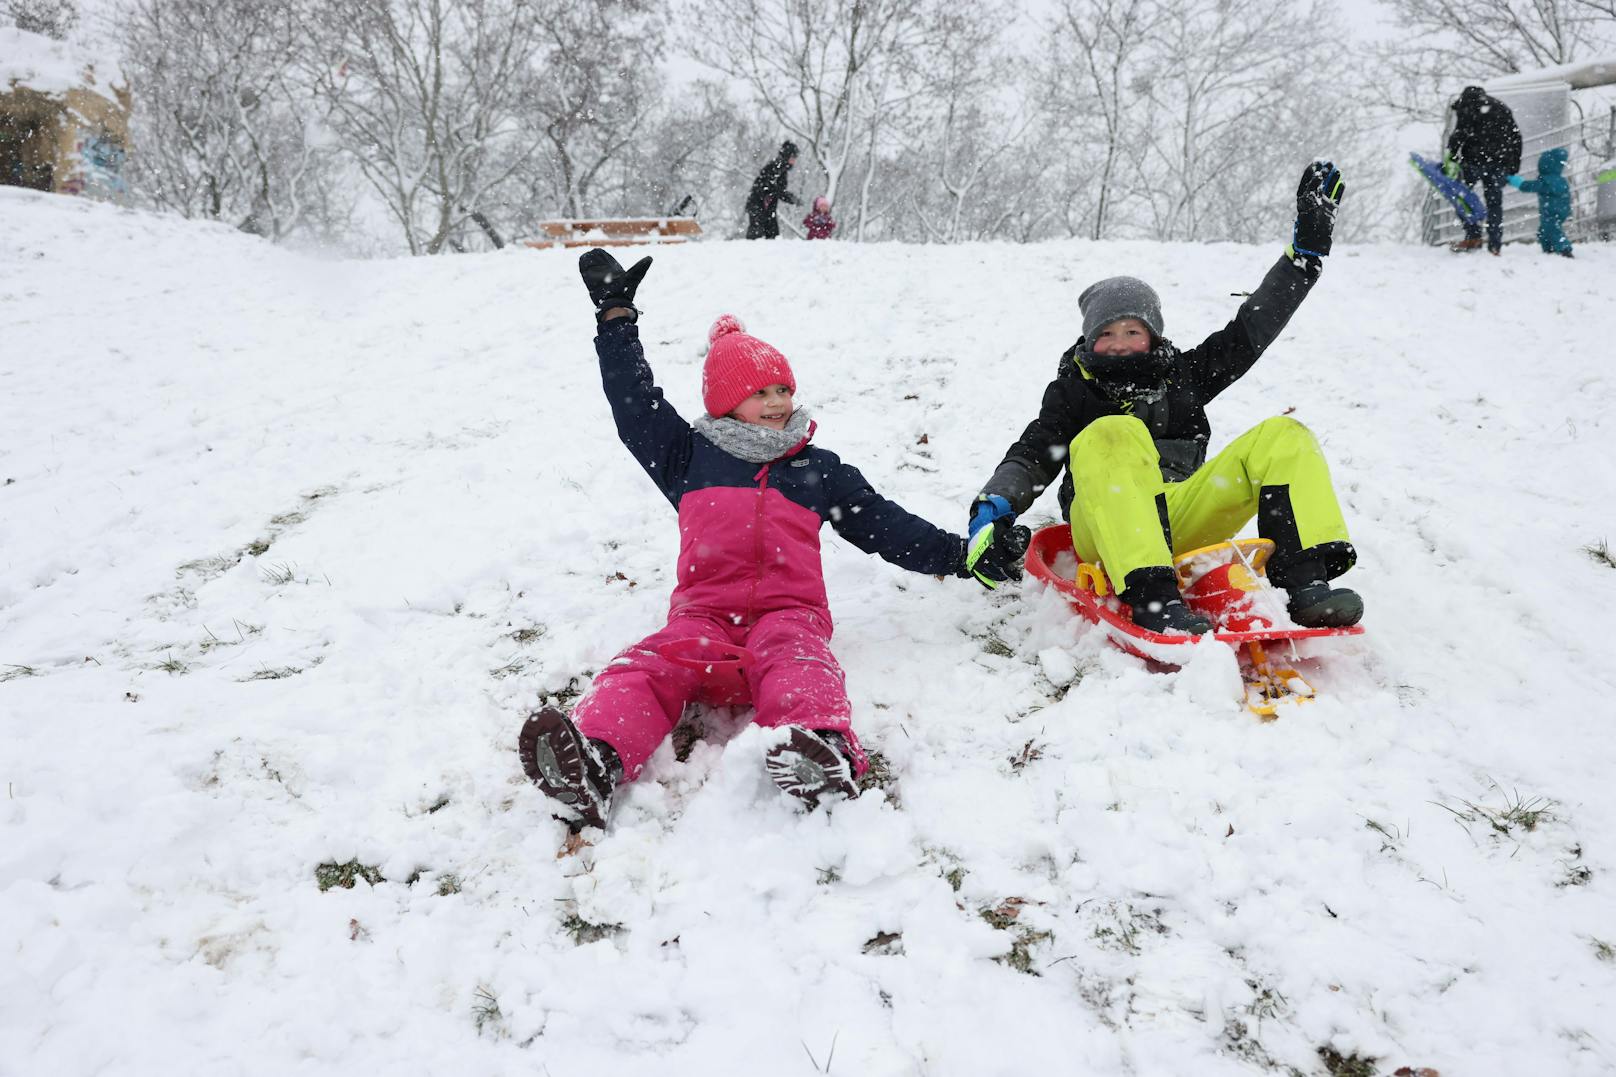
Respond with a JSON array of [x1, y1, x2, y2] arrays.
[[572, 607, 867, 781]]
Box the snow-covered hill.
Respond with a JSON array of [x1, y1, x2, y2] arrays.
[[3, 186, 1614, 1076]]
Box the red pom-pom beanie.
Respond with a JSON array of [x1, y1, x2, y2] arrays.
[[701, 314, 797, 418]]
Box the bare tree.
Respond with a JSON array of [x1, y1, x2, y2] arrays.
[[5, 0, 78, 38], [1372, 0, 1616, 120], [1047, 0, 1160, 240], [890, 3, 1044, 242], [1021, 0, 1389, 244], [845, 32, 911, 239], [610, 81, 771, 227], [684, 0, 930, 233], [905, 103, 1034, 243], [499, 76, 769, 238], [517, 0, 663, 219], [305, 0, 546, 254], [1130, 0, 1365, 243], [100, 0, 1416, 252], [113, 0, 346, 241]]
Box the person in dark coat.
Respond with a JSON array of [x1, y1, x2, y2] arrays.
[[963, 161, 1363, 635], [744, 141, 801, 239], [1445, 85, 1523, 254]]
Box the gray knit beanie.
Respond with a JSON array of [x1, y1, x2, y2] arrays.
[[1078, 276, 1164, 342]]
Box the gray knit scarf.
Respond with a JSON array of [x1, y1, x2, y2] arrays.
[[693, 407, 814, 464]]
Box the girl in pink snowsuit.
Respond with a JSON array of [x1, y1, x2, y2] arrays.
[[518, 249, 1004, 831], [803, 196, 836, 240]]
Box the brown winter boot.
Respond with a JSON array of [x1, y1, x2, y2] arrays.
[[765, 727, 858, 809], [518, 708, 620, 830], [1449, 236, 1484, 252]]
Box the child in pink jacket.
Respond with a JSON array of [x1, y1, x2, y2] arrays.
[[517, 249, 1024, 831], [803, 196, 836, 240]]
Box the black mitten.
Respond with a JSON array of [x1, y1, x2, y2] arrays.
[[578, 248, 652, 321], [1291, 160, 1345, 258]]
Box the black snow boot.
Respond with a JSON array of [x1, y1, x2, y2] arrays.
[[765, 727, 859, 809], [1119, 566, 1213, 636], [518, 707, 621, 831], [1284, 581, 1364, 628], [1268, 551, 1364, 629]]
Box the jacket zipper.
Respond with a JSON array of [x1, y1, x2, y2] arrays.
[[744, 463, 770, 625]]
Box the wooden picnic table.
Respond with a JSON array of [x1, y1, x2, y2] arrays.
[[524, 217, 701, 249]]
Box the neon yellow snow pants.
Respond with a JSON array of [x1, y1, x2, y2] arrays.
[[1068, 415, 1351, 590]]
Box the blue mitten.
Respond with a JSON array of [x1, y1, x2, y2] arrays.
[[968, 494, 1014, 539]]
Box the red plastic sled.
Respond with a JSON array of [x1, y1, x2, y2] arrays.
[[1023, 525, 1363, 717]]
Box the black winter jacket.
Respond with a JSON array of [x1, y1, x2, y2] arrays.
[[1447, 87, 1522, 178], [745, 150, 800, 221], [980, 255, 1322, 519]]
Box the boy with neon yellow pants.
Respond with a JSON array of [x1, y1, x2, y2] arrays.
[[1067, 413, 1355, 632], [966, 160, 1362, 634]]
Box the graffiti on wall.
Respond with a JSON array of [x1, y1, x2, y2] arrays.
[[59, 131, 128, 200]]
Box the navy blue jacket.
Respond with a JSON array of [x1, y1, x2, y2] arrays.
[[597, 319, 965, 624]]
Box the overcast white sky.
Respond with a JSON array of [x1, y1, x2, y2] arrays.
[[663, 0, 1403, 88]]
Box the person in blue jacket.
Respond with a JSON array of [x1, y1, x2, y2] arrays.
[[1508, 147, 1574, 258]]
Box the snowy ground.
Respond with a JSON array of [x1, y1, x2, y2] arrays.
[[3, 186, 1615, 1076]]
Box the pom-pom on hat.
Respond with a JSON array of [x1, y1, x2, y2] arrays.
[[702, 315, 797, 418]]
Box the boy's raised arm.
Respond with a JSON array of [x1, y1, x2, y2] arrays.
[[1180, 160, 1344, 399]]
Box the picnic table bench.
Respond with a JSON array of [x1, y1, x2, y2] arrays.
[[524, 217, 701, 249]]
